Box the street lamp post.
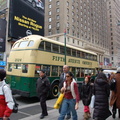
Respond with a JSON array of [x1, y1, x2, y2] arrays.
[[64, 29, 66, 65]]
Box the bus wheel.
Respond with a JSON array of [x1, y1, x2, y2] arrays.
[[50, 82, 59, 98]]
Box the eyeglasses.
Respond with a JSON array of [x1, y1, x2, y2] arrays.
[[66, 76, 70, 77]]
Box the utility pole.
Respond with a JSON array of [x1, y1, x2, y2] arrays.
[[64, 28, 66, 65]]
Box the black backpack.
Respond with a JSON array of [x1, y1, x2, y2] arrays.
[[2, 84, 19, 113]]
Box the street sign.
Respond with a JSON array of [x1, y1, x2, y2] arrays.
[[0, 61, 6, 66]]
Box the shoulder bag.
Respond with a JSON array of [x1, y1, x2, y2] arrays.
[[2, 84, 19, 113]]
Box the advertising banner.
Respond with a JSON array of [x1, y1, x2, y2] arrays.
[[0, 19, 6, 52], [104, 57, 110, 66], [9, 0, 44, 39]]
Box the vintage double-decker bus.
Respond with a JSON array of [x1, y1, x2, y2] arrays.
[[6, 35, 98, 98]]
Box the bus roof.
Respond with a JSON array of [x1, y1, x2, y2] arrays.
[[14, 35, 97, 55], [103, 69, 117, 74]]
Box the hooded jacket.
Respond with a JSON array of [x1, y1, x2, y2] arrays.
[[0, 80, 14, 117], [93, 77, 111, 119]]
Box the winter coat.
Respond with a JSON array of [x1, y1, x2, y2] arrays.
[[81, 82, 92, 106], [36, 75, 50, 97], [110, 73, 120, 108], [93, 78, 111, 120], [0, 80, 14, 117]]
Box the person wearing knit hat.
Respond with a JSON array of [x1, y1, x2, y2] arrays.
[[0, 69, 14, 120]]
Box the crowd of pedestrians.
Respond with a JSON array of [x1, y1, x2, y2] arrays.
[[55, 66, 120, 120], [1, 66, 120, 120]]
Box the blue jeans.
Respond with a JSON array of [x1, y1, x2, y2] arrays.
[[59, 101, 71, 117], [58, 98, 78, 120]]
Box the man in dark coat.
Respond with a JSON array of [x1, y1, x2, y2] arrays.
[[93, 72, 111, 120], [36, 69, 50, 119]]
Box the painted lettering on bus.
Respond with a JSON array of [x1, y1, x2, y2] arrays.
[[52, 56, 64, 62], [68, 59, 80, 64], [82, 61, 92, 65], [15, 59, 22, 62]]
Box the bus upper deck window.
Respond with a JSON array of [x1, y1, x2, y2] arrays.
[[19, 41, 28, 48], [45, 42, 51, 51], [13, 42, 19, 48], [8, 64, 12, 72], [22, 64, 28, 73], [60, 46, 64, 54], [28, 41, 34, 47], [39, 41, 44, 50], [14, 64, 21, 69]]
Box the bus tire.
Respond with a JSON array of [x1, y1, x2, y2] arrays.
[[49, 82, 59, 98]]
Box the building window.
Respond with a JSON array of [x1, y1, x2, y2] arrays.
[[72, 12, 74, 16], [56, 37, 59, 41], [67, 8, 69, 14], [72, 5, 74, 10], [67, 22, 69, 27], [67, 1, 69, 6], [48, 17, 52, 22], [72, 25, 75, 29], [67, 37, 70, 42], [77, 14, 79, 18], [76, 8, 79, 12], [67, 29, 69, 34], [67, 15, 69, 20], [72, 31, 74, 36], [56, 8, 60, 12], [49, 4, 52, 8], [73, 39, 75, 43], [48, 11, 52, 15], [56, 29, 59, 33], [72, 18, 75, 23], [56, 22, 60, 27], [56, 1, 60, 6], [48, 24, 52, 29], [48, 31, 52, 35], [56, 15, 60, 20]]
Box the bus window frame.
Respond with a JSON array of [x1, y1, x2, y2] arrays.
[[19, 41, 29, 48], [28, 40, 34, 47]]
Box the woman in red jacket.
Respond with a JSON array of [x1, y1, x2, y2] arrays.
[[0, 70, 14, 120]]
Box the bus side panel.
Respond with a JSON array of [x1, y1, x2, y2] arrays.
[[6, 75, 38, 97]]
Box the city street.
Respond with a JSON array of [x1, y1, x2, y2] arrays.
[[10, 95, 119, 120]]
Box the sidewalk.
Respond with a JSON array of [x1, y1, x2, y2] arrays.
[[20, 98, 119, 120]]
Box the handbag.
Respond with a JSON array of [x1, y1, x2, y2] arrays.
[[2, 84, 19, 113], [110, 79, 116, 91], [54, 93, 64, 109], [12, 96, 19, 113], [90, 95, 95, 108]]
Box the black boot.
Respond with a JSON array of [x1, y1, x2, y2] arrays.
[[112, 113, 116, 119], [112, 103, 116, 119], [118, 109, 120, 118]]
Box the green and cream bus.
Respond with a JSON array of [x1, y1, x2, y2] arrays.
[[6, 35, 98, 98]]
